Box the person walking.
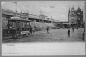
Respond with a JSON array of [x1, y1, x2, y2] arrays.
[[72, 27, 74, 32], [68, 28, 70, 37], [46, 26, 49, 33], [82, 28, 85, 41], [29, 25, 33, 35]]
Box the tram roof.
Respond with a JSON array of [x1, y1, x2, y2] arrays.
[[10, 17, 31, 22], [9, 19, 31, 22]]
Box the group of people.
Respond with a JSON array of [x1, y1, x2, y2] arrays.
[[29, 25, 50, 35]]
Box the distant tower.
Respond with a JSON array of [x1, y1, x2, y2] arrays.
[[71, 6, 76, 16], [68, 6, 78, 26], [71, 5, 75, 12], [76, 6, 83, 27], [77, 6, 81, 12], [39, 9, 46, 20]]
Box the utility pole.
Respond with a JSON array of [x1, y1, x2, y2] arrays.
[[40, 9, 42, 15], [51, 16, 52, 20], [15, 1, 17, 13], [68, 8, 70, 23], [13, 1, 17, 16], [13, 1, 17, 13]]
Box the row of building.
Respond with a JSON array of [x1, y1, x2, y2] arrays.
[[68, 6, 84, 28], [54, 6, 84, 28]]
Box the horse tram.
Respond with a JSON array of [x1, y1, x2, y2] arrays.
[[2, 16, 32, 40]]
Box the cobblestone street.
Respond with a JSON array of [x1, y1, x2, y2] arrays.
[[3, 28, 84, 43]]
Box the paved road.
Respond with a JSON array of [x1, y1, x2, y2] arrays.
[[3, 28, 84, 43]]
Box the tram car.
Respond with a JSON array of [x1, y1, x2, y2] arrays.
[[2, 15, 55, 40], [2, 16, 31, 40]]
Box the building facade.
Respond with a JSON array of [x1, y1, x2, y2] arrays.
[[68, 6, 84, 28]]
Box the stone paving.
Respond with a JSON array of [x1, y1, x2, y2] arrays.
[[2, 28, 85, 43]]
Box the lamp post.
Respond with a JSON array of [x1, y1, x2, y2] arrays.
[[15, 1, 17, 13], [12, 1, 17, 13]]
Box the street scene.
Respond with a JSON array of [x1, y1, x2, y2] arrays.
[[2, 1, 85, 43], [1, 1, 85, 56], [3, 28, 85, 43]]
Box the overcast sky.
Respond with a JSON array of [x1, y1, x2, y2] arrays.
[[1, 1, 85, 21]]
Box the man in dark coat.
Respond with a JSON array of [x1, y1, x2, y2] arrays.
[[68, 28, 70, 37], [46, 26, 50, 33], [29, 25, 33, 35]]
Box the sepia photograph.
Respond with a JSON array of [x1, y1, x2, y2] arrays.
[[1, 0, 85, 56]]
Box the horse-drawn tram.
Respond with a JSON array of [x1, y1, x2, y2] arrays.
[[2, 16, 31, 40]]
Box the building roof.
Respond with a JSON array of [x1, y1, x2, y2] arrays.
[[2, 9, 20, 16]]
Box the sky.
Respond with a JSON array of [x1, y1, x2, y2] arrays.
[[1, 1, 85, 21]]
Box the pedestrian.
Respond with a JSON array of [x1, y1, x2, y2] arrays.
[[72, 27, 74, 32], [83, 28, 85, 41], [82, 32, 85, 41], [68, 28, 70, 37], [46, 26, 49, 33], [29, 25, 33, 35]]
